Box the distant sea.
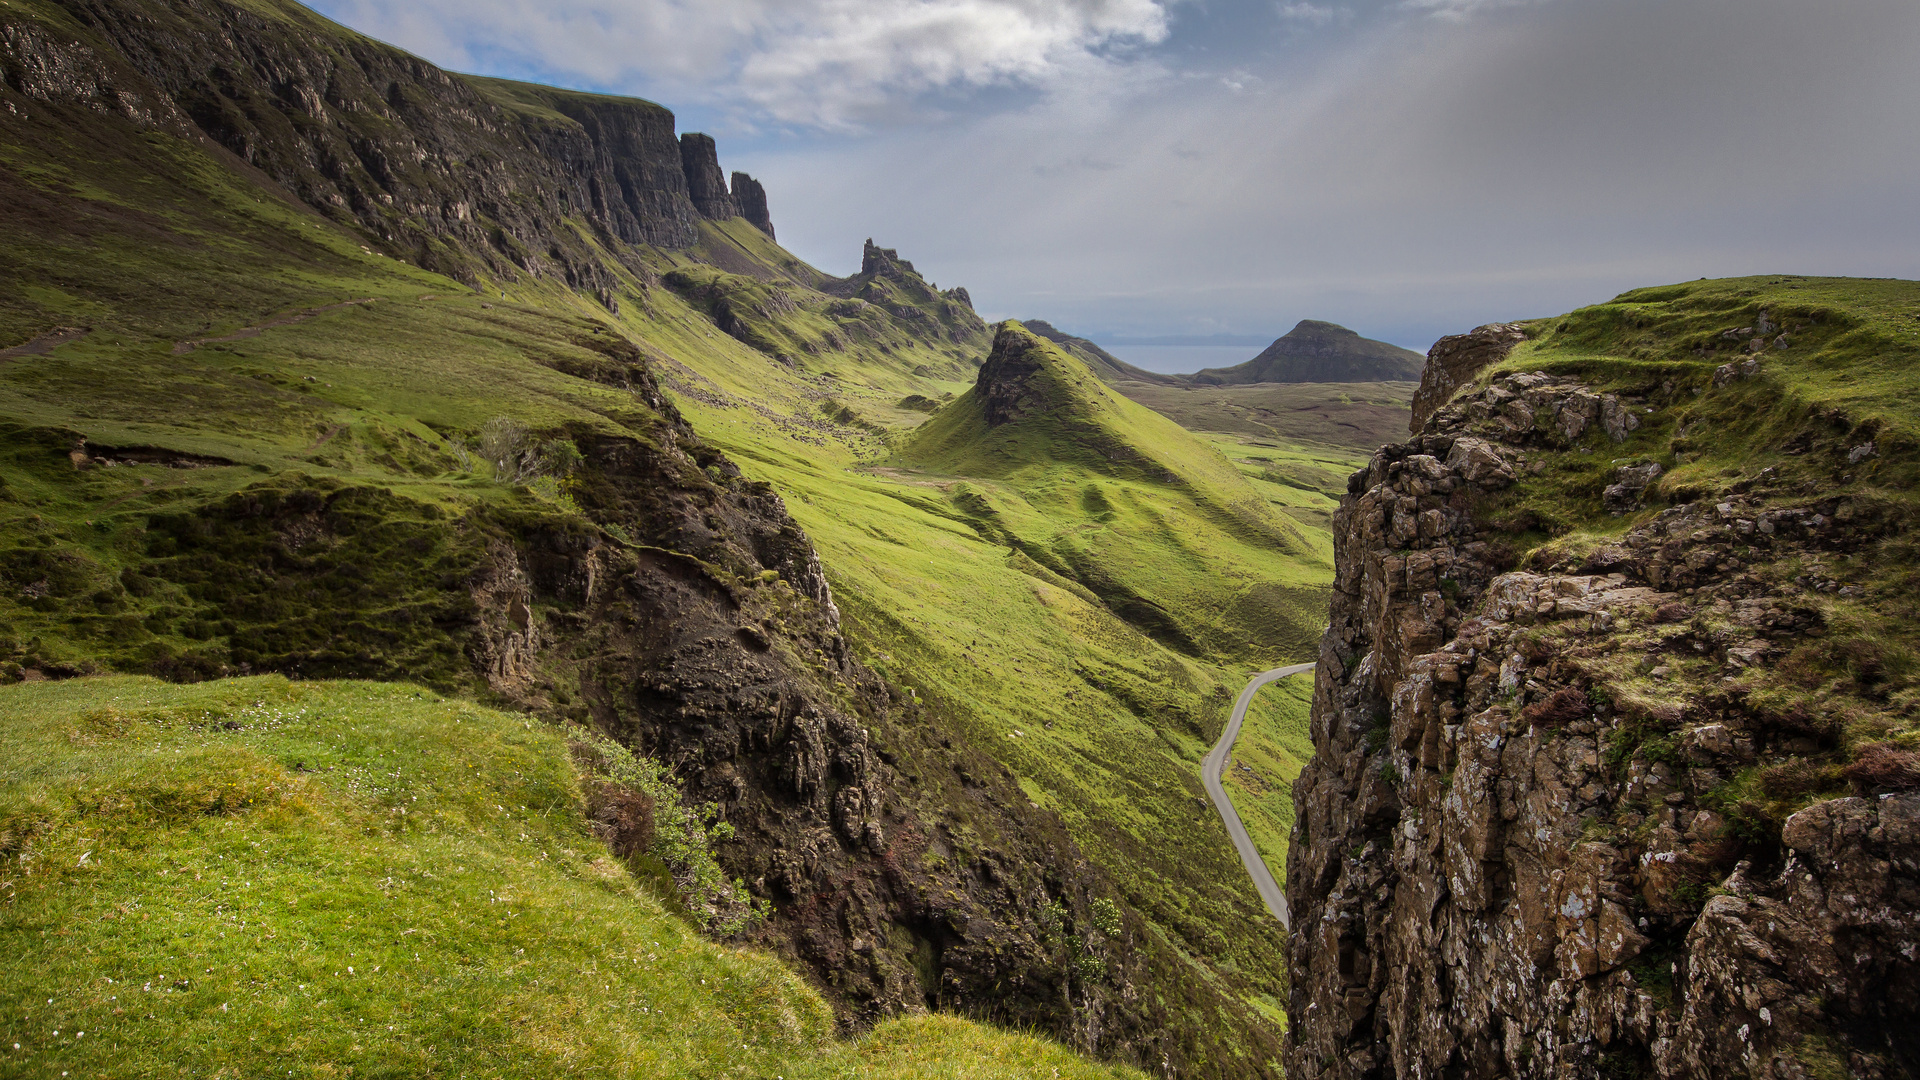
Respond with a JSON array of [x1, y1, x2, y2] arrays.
[[1098, 344, 1257, 376]]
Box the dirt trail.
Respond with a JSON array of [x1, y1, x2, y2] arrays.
[[173, 299, 377, 354], [1, 327, 90, 359]]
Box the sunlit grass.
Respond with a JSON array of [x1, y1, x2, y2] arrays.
[[0, 675, 1141, 1079]]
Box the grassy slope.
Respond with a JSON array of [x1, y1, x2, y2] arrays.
[[0, 90, 1147, 1073], [0, 675, 1138, 1080], [0, 13, 1398, 1061], [1468, 274, 1920, 835], [1111, 380, 1416, 455], [650, 324, 1326, 1053]]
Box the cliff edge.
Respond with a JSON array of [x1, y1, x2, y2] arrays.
[[1286, 276, 1920, 1079]]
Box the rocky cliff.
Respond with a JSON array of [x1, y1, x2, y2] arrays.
[[0, 0, 781, 293], [0, 0, 1207, 1069], [1286, 280, 1920, 1079], [732, 170, 776, 239]]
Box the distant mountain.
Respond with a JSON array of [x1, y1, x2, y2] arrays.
[[1020, 319, 1182, 385], [1189, 320, 1424, 384]]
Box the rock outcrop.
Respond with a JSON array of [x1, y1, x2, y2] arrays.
[[680, 132, 737, 220], [1191, 321, 1425, 386], [821, 240, 988, 347], [1408, 323, 1528, 435], [0, 0, 779, 292], [1287, 366, 1920, 1078], [732, 170, 775, 239]]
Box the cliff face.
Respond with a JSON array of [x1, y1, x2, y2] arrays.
[[1, 0, 728, 290], [732, 170, 776, 239], [1287, 310, 1919, 1077]]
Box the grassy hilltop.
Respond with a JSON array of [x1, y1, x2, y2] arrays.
[[0, 675, 1138, 1079]]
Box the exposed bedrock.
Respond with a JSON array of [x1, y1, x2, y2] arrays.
[[0, 0, 789, 290], [1286, 369, 1919, 1079], [731, 170, 775, 239]]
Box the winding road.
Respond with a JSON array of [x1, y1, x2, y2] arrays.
[[1202, 662, 1316, 930]]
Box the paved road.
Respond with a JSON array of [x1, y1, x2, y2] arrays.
[[1202, 662, 1316, 931]]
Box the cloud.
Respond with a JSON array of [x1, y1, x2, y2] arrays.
[[309, 0, 1920, 350], [753, 0, 1920, 348], [309, 0, 1175, 129], [1275, 3, 1344, 27], [1396, 0, 1545, 21]]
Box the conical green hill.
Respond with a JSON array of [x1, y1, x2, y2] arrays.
[[903, 322, 1307, 552]]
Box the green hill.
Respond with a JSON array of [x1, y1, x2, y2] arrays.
[[0, 0, 1355, 1073], [1190, 320, 1424, 384], [895, 320, 1324, 718], [0, 674, 1138, 1080]]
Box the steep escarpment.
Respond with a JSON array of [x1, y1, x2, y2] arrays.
[[0, 0, 773, 293], [1287, 277, 1920, 1079]]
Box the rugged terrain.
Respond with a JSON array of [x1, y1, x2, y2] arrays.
[[0, 0, 1357, 1075], [1286, 277, 1920, 1078]]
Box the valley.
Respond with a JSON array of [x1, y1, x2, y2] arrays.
[[4, 0, 1914, 1077], [0, 1, 1384, 1075]]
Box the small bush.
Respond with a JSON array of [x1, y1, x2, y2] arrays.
[[1843, 743, 1920, 792], [1523, 685, 1591, 727], [574, 732, 767, 937]]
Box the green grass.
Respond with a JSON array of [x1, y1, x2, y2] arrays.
[[1439, 274, 1920, 865], [1111, 380, 1416, 455], [0, 28, 1355, 1068], [0, 675, 1141, 1079], [1221, 676, 1315, 883]]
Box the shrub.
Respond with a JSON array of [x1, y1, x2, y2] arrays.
[[1523, 685, 1591, 727], [1843, 743, 1920, 792], [574, 732, 767, 937]]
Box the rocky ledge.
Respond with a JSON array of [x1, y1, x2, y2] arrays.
[[1286, 367, 1919, 1078]]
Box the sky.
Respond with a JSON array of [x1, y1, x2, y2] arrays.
[[306, 0, 1920, 354]]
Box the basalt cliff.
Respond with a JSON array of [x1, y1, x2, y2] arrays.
[[1286, 280, 1920, 1079]]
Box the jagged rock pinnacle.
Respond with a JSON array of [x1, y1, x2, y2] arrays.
[[731, 172, 774, 239], [679, 133, 736, 221]]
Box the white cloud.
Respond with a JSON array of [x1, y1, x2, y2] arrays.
[[1275, 3, 1343, 27], [311, 0, 1174, 129], [1395, 0, 1547, 22], [756, 0, 1920, 348]]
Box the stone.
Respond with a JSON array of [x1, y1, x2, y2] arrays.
[[679, 133, 739, 220], [1409, 323, 1528, 435], [1287, 349, 1920, 1080], [1604, 461, 1663, 513], [729, 171, 775, 238]]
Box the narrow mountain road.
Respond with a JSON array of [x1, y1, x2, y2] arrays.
[[1203, 661, 1316, 930]]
